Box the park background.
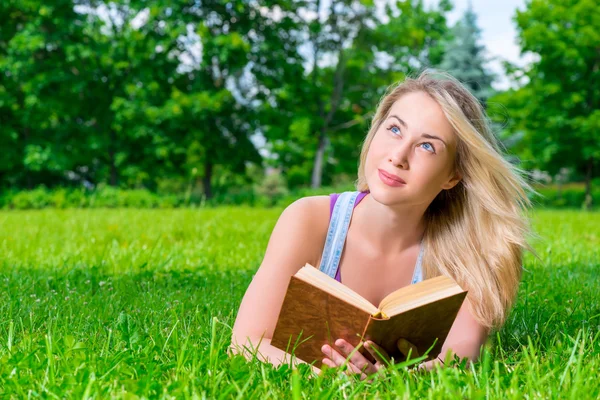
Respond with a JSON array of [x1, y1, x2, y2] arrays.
[[1, 0, 599, 398]]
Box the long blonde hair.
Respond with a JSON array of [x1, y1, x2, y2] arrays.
[[356, 70, 541, 329]]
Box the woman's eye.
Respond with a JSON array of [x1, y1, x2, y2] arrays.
[[387, 124, 436, 154], [422, 143, 435, 153]]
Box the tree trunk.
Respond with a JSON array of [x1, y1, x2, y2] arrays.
[[310, 48, 346, 189], [109, 129, 118, 187], [311, 131, 328, 189], [584, 158, 594, 210], [18, 87, 33, 190], [203, 160, 213, 200]]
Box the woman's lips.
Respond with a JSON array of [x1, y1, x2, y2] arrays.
[[378, 169, 406, 187]]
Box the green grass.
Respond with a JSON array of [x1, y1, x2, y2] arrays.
[[0, 207, 599, 398]]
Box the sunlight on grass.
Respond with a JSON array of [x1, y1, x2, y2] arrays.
[[0, 207, 598, 397]]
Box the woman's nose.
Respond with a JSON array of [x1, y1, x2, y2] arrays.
[[389, 141, 411, 168]]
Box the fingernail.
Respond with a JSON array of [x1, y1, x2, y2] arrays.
[[335, 339, 343, 346], [397, 338, 408, 352], [321, 345, 329, 352]]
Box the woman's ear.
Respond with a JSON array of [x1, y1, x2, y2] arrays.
[[441, 170, 462, 190]]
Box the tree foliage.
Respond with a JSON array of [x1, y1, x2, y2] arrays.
[[494, 0, 599, 208], [4, 0, 591, 202], [439, 2, 496, 105]]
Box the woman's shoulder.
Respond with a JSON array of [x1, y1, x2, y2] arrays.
[[283, 194, 331, 228], [280, 195, 332, 266]]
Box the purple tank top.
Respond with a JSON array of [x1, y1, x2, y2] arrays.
[[330, 191, 369, 282]]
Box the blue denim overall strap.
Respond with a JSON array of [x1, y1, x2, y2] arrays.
[[318, 191, 360, 278], [411, 237, 425, 284]]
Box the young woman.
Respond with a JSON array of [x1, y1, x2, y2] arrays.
[[229, 70, 539, 379]]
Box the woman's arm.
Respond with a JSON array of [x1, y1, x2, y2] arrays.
[[230, 196, 329, 371], [229, 335, 314, 370]]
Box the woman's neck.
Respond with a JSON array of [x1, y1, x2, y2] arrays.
[[354, 193, 427, 256]]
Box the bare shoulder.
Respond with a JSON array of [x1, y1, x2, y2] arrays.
[[279, 195, 330, 267], [284, 195, 330, 224]]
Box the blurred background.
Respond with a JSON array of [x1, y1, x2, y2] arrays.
[[1, 0, 598, 209]]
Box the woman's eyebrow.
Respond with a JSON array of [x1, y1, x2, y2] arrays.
[[389, 114, 447, 146]]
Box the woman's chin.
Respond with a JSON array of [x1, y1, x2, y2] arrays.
[[367, 184, 404, 204]]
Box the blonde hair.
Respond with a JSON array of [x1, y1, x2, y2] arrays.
[[356, 70, 541, 329]]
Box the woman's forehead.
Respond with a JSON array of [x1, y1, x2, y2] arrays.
[[387, 93, 456, 147]]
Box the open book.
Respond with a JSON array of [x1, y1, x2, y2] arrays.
[[271, 264, 467, 366]]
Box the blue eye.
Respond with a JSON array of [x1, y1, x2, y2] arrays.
[[387, 123, 436, 154], [422, 143, 435, 152]]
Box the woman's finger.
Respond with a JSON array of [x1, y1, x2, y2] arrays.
[[333, 339, 377, 375], [322, 356, 367, 380], [322, 344, 372, 378], [322, 344, 350, 366], [322, 344, 359, 369], [364, 340, 392, 369], [321, 357, 336, 369], [397, 338, 420, 360]]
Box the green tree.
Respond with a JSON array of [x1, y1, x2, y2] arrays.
[[74, 0, 185, 188], [0, 0, 90, 189], [147, 0, 304, 199], [498, 0, 599, 209], [439, 2, 496, 105]]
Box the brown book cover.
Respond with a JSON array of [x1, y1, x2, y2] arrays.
[[271, 265, 467, 367]]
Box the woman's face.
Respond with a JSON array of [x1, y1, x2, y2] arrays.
[[365, 91, 461, 206]]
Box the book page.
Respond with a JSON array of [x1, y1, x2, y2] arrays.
[[297, 264, 379, 315], [377, 275, 466, 316]]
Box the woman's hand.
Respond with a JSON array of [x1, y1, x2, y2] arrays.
[[320, 338, 421, 380]]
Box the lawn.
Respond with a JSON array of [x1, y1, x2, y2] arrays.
[[0, 207, 598, 398]]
